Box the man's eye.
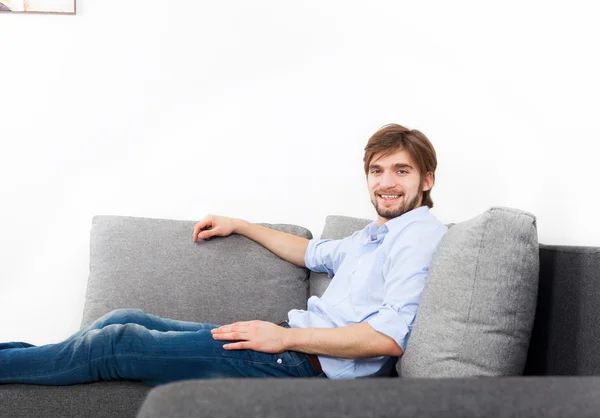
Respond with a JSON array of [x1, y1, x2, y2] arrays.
[[398, 170, 408, 174], [371, 169, 380, 174]]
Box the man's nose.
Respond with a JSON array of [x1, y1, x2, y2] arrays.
[[379, 172, 396, 188]]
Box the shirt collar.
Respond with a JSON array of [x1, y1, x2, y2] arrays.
[[363, 206, 430, 244]]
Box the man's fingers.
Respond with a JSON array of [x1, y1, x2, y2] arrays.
[[213, 332, 244, 340], [192, 222, 206, 242], [223, 342, 250, 350], [212, 322, 249, 334], [193, 221, 213, 242], [201, 226, 217, 239]]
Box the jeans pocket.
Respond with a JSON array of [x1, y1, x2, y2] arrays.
[[277, 350, 301, 366], [286, 350, 326, 377]]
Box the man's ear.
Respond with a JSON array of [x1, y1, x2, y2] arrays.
[[422, 172, 434, 192]]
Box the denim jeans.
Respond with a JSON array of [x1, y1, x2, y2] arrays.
[[0, 308, 324, 387]]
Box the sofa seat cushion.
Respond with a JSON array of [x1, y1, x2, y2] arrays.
[[399, 207, 539, 377], [0, 381, 150, 418], [136, 376, 600, 418], [82, 215, 312, 327]]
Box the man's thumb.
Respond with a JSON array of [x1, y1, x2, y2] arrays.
[[201, 226, 217, 239]]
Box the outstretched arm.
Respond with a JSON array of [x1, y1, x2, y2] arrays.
[[193, 216, 309, 268]]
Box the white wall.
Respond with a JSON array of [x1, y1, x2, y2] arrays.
[[1, 0, 599, 345]]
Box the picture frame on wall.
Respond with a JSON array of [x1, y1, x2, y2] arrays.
[[0, 0, 75, 14]]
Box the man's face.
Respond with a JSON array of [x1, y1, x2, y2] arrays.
[[367, 148, 433, 227]]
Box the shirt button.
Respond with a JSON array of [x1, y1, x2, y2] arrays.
[[277, 358, 283, 364]]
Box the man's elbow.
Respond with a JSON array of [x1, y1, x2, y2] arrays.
[[388, 341, 404, 357], [375, 334, 404, 357], [366, 324, 404, 357]]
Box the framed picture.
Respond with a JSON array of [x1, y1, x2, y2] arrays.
[[0, 0, 75, 14]]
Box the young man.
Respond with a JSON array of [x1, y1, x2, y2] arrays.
[[0, 123, 447, 386]]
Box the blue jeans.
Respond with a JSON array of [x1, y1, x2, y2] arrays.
[[0, 308, 324, 387]]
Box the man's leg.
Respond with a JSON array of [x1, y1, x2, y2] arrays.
[[0, 308, 213, 351], [0, 316, 319, 386], [64, 308, 216, 342]]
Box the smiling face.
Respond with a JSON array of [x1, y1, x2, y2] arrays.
[[367, 148, 433, 227]]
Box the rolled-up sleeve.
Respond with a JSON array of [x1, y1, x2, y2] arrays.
[[367, 225, 445, 352], [304, 233, 357, 278]]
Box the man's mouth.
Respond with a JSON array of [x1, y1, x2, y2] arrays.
[[378, 193, 402, 202]]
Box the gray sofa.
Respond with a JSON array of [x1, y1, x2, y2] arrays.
[[1, 209, 600, 417]]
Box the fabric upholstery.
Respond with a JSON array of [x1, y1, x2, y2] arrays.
[[399, 207, 539, 377], [81, 215, 312, 327], [136, 376, 600, 418], [524, 244, 600, 376], [0, 381, 149, 418]]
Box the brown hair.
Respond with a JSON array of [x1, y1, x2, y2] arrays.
[[363, 123, 438, 208]]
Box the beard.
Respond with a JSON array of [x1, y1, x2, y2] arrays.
[[371, 182, 424, 221]]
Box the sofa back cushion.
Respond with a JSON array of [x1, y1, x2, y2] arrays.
[[81, 215, 312, 328], [399, 207, 539, 377]]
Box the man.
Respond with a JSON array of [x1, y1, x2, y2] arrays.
[[0, 123, 447, 386]]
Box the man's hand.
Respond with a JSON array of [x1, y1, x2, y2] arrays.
[[211, 320, 288, 353], [193, 215, 240, 242]]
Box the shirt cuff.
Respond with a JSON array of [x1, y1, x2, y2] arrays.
[[304, 238, 335, 278], [304, 238, 317, 270], [366, 305, 412, 353]]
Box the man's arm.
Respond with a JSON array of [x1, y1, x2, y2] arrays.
[[193, 215, 309, 268], [212, 320, 403, 359], [234, 219, 309, 268], [284, 322, 404, 358]]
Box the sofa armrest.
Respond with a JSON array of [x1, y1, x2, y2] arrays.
[[136, 376, 600, 417]]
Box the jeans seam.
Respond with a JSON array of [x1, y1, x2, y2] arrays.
[[1, 353, 311, 381]]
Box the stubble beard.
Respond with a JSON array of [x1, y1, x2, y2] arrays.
[[371, 182, 424, 221]]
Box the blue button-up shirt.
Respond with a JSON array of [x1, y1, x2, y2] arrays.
[[287, 206, 447, 379]]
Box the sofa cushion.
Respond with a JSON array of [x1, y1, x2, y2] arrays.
[[81, 215, 312, 328], [0, 381, 149, 418], [399, 207, 539, 377], [136, 377, 600, 418]]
